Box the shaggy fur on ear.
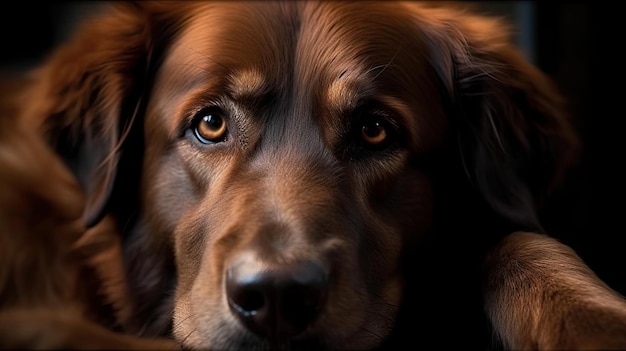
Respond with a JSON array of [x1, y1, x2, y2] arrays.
[[14, 3, 193, 228], [0, 2, 190, 334], [0, 122, 86, 312], [408, 2, 578, 232]]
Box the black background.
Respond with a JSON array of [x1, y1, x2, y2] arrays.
[[1, 2, 623, 296]]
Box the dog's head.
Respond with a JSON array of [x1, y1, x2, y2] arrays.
[[19, 2, 576, 349]]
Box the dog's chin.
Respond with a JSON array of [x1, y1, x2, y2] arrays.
[[178, 329, 389, 351], [183, 334, 327, 351], [174, 312, 395, 351]]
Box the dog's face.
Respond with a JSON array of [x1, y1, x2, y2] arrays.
[[142, 2, 439, 348], [18, 1, 576, 350]]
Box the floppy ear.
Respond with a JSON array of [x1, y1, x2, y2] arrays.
[[417, 4, 578, 232], [18, 3, 182, 227]]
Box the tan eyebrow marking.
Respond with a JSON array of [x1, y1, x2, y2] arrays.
[[227, 69, 268, 101], [327, 79, 354, 113], [325, 68, 376, 113]]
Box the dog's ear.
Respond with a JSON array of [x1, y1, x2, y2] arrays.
[[18, 3, 183, 227], [415, 4, 578, 232]]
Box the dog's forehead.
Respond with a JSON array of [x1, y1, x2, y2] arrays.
[[153, 1, 442, 146]]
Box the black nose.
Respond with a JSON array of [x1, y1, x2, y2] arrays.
[[226, 259, 328, 340]]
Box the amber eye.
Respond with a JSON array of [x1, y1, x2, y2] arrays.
[[360, 118, 388, 147], [192, 108, 227, 144]]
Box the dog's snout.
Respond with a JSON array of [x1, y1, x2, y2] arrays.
[[226, 259, 328, 340]]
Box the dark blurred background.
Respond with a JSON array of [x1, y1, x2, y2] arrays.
[[1, 2, 622, 296]]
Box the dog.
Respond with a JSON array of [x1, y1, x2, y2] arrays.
[[1, 1, 625, 350]]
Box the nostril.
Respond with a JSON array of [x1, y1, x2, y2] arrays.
[[225, 259, 328, 339], [281, 283, 326, 329], [228, 289, 265, 317]]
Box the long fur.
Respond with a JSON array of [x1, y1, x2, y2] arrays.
[[1, 2, 624, 350]]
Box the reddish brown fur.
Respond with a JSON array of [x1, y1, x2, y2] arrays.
[[1, 1, 625, 350]]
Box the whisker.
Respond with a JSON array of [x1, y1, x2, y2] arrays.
[[121, 209, 140, 235], [180, 327, 198, 346], [172, 312, 197, 330], [369, 48, 400, 81], [97, 81, 147, 172], [136, 292, 176, 336]]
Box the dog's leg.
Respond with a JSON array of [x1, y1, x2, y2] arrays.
[[483, 232, 626, 350]]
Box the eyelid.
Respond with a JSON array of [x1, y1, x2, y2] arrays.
[[355, 105, 400, 135], [357, 115, 395, 143], [178, 101, 225, 138]]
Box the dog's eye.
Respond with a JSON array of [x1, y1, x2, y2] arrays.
[[192, 108, 228, 144], [360, 119, 388, 146], [357, 116, 395, 149]]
